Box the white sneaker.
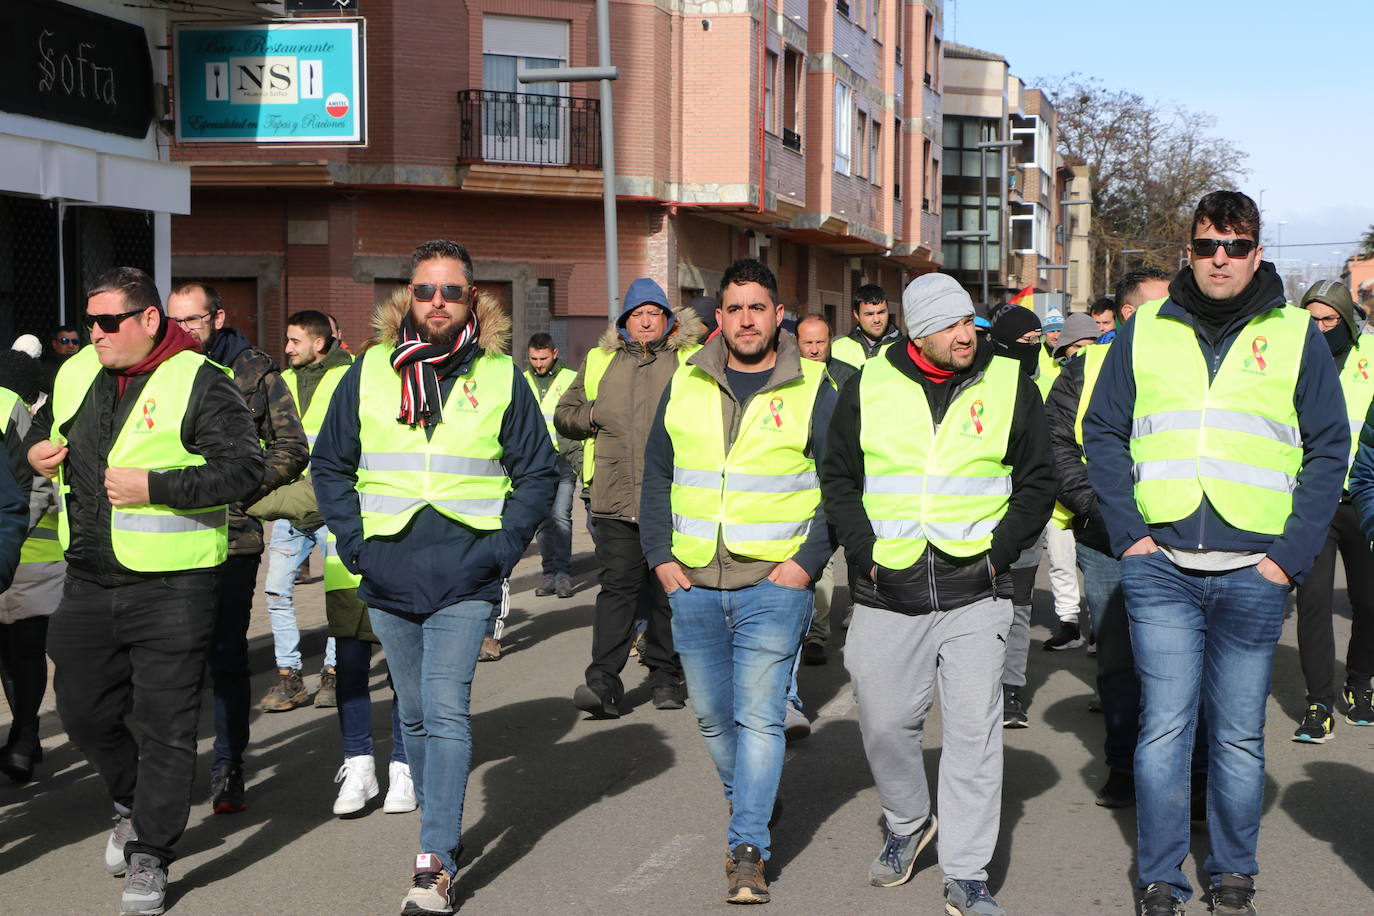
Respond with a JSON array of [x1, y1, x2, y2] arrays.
[[104, 813, 137, 876], [332, 756, 379, 816], [383, 760, 417, 814]]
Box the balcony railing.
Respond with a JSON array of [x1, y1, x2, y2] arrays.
[[781, 128, 802, 152], [457, 90, 601, 169], [836, 0, 850, 18]]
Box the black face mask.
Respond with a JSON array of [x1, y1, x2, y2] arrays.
[[1325, 321, 1354, 357], [995, 339, 1041, 376]]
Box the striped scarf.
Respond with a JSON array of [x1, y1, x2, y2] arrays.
[[390, 310, 480, 428]]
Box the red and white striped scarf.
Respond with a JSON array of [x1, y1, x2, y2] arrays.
[[390, 310, 480, 428]]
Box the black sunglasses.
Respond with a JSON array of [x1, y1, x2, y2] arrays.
[[411, 283, 469, 302], [1191, 238, 1257, 258], [83, 308, 147, 334]]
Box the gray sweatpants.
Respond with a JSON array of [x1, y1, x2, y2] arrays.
[[844, 595, 1012, 882]]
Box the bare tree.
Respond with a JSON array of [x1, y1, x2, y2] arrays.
[[1360, 224, 1374, 259], [1039, 74, 1250, 297]]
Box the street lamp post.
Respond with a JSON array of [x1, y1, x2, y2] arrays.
[[976, 138, 1020, 305], [518, 0, 621, 322], [1059, 198, 1092, 303]]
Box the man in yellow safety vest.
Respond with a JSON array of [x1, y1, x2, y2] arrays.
[[25, 267, 263, 915], [523, 331, 580, 602], [1084, 191, 1348, 916]]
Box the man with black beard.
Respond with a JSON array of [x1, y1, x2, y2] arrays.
[[165, 283, 308, 814]]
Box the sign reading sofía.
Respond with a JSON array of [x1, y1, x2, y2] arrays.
[[0, 0, 154, 139], [173, 20, 364, 144]]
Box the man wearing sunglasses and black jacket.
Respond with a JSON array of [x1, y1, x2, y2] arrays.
[[25, 267, 263, 916], [1084, 191, 1347, 916]]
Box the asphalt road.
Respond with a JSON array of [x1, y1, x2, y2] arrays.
[[3, 510, 1373, 914]]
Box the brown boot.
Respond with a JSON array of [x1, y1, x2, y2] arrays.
[[314, 667, 338, 708], [726, 842, 769, 904], [478, 637, 502, 662], [259, 668, 308, 712]]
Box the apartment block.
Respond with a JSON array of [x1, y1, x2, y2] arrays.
[[940, 41, 1090, 311], [166, 0, 946, 366]]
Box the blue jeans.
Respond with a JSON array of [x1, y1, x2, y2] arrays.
[[334, 635, 406, 764], [534, 462, 576, 576], [264, 519, 335, 670], [668, 578, 812, 859], [369, 599, 491, 875], [1077, 543, 1137, 772], [1123, 551, 1288, 898]]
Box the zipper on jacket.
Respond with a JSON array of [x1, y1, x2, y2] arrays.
[[927, 550, 940, 613]]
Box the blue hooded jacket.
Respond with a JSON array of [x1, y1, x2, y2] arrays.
[[617, 278, 677, 343]]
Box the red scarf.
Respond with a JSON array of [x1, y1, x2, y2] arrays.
[[909, 341, 954, 384], [115, 319, 201, 398]]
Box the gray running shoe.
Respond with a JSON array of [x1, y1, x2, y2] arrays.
[[555, 572, 574, 599], [105, 813, 137, 876], [535, 574, 557, 597], [120, 853, 167, 915], [944, 878, 1005, 915], [869, 815, 937, 887]]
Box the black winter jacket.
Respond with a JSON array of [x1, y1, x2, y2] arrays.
[[26, 355, 264, 586], [821, 341, 1056, 615], [1043, 349, 1112, 554]]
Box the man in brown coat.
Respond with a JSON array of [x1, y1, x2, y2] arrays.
[[555, 278, 703, 717]]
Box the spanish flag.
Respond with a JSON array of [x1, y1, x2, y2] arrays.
[[1010, 285, 1035, 310]]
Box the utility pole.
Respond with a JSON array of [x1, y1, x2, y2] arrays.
[[976, 139, 1019, 305], [519, 0, 620, 322]]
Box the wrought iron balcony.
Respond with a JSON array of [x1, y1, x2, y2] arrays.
[[457, 90, 601, 169]]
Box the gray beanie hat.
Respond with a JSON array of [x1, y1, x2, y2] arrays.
[[903, 273, 975, 340], [1053, 312, 1102, 358]]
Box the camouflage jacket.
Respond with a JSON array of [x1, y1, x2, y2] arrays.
[[222, 339, 309, 555]]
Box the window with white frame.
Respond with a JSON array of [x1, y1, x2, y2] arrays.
[[834, 81, 852, 175], [765, 51, 777, 134], [482, 16, 570, 164]]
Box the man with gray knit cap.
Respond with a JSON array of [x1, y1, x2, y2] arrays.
[[821, 272, 1055, 915]]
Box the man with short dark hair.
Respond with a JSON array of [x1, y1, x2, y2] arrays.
[[1115, 267, 1171, 322], [524, 332, 579, 604], [259, 309, 354, 713], [312, 240, 557, 914], [1085, 191, 1347, 915], [25, 267, 263, 914], [642, 258, 835, 904], [831, 283, 903, 371], [166, 281, 308, 815], [1089, 297, 1121, 342], [39, 324, 81, 393]]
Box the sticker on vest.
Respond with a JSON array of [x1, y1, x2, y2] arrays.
[[762, 396, 785, 430], [459, 379, 480, 410], [1242, 336, 1268, 374], [136, 398, 157, 433], [961, 399, 986, 437]]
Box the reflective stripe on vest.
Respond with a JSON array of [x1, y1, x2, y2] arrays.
[[50, 347, 229, 573], [322, 530, 361, 593], [860, 354, 1018, 567], [1339, 337, 1374, 490], [665, 358, 825, 567], [1129, 300, 1307, 535], [355, 346, 513, 537], [284, 360, 353, 452], [581, 343, 699, 483], [524, 366, 577, 451], [19, 512, 62, 565]]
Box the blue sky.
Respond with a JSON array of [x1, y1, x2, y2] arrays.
[[950, 0, 1372, 273]]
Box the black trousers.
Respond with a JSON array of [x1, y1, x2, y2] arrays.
[[1295, 501, 1374, 706], [47, 572, 217, 867], [584, 518, 681, 700], [210, 554, 260, 775], [0, 616, 49, 740]]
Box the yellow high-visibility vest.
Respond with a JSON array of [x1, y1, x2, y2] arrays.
[[283, 358, 353, 453], [0, 387, 63, 564], [860, 354, 1019, 567], [1129, 300, 1307, 535], [580, 344, 699, 482], [355, 346, 512, 537], [524, 366, 578, 452], [1338, 336, 1374, 490], [50, 348, 228, 572], [831, 334, 894, 371], [665, 358, 825, 566]]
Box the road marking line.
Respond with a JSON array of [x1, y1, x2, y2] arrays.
[[608, 834, 705, 894], [817, 693, 855, 719]]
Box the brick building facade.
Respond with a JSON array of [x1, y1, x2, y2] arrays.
[[168, 0, 945, 366]]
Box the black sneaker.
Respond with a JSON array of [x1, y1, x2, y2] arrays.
[[1138, 882, 1184, 915], [1043, 621, 1085, 651], [1292, 702, 1335, 743], [725, 842, 768, 904], [1002, 688, 1029, 728], [1208, 873, 1255, 916], [573, 682, 621, 719], [211, 766, 247, 814], [1343, 685, 1374, 726], [535, 574, 556, 597], [652, 682, 686, 710], [802, 642, 827, 666], [1095, 768, 1135, 808]]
